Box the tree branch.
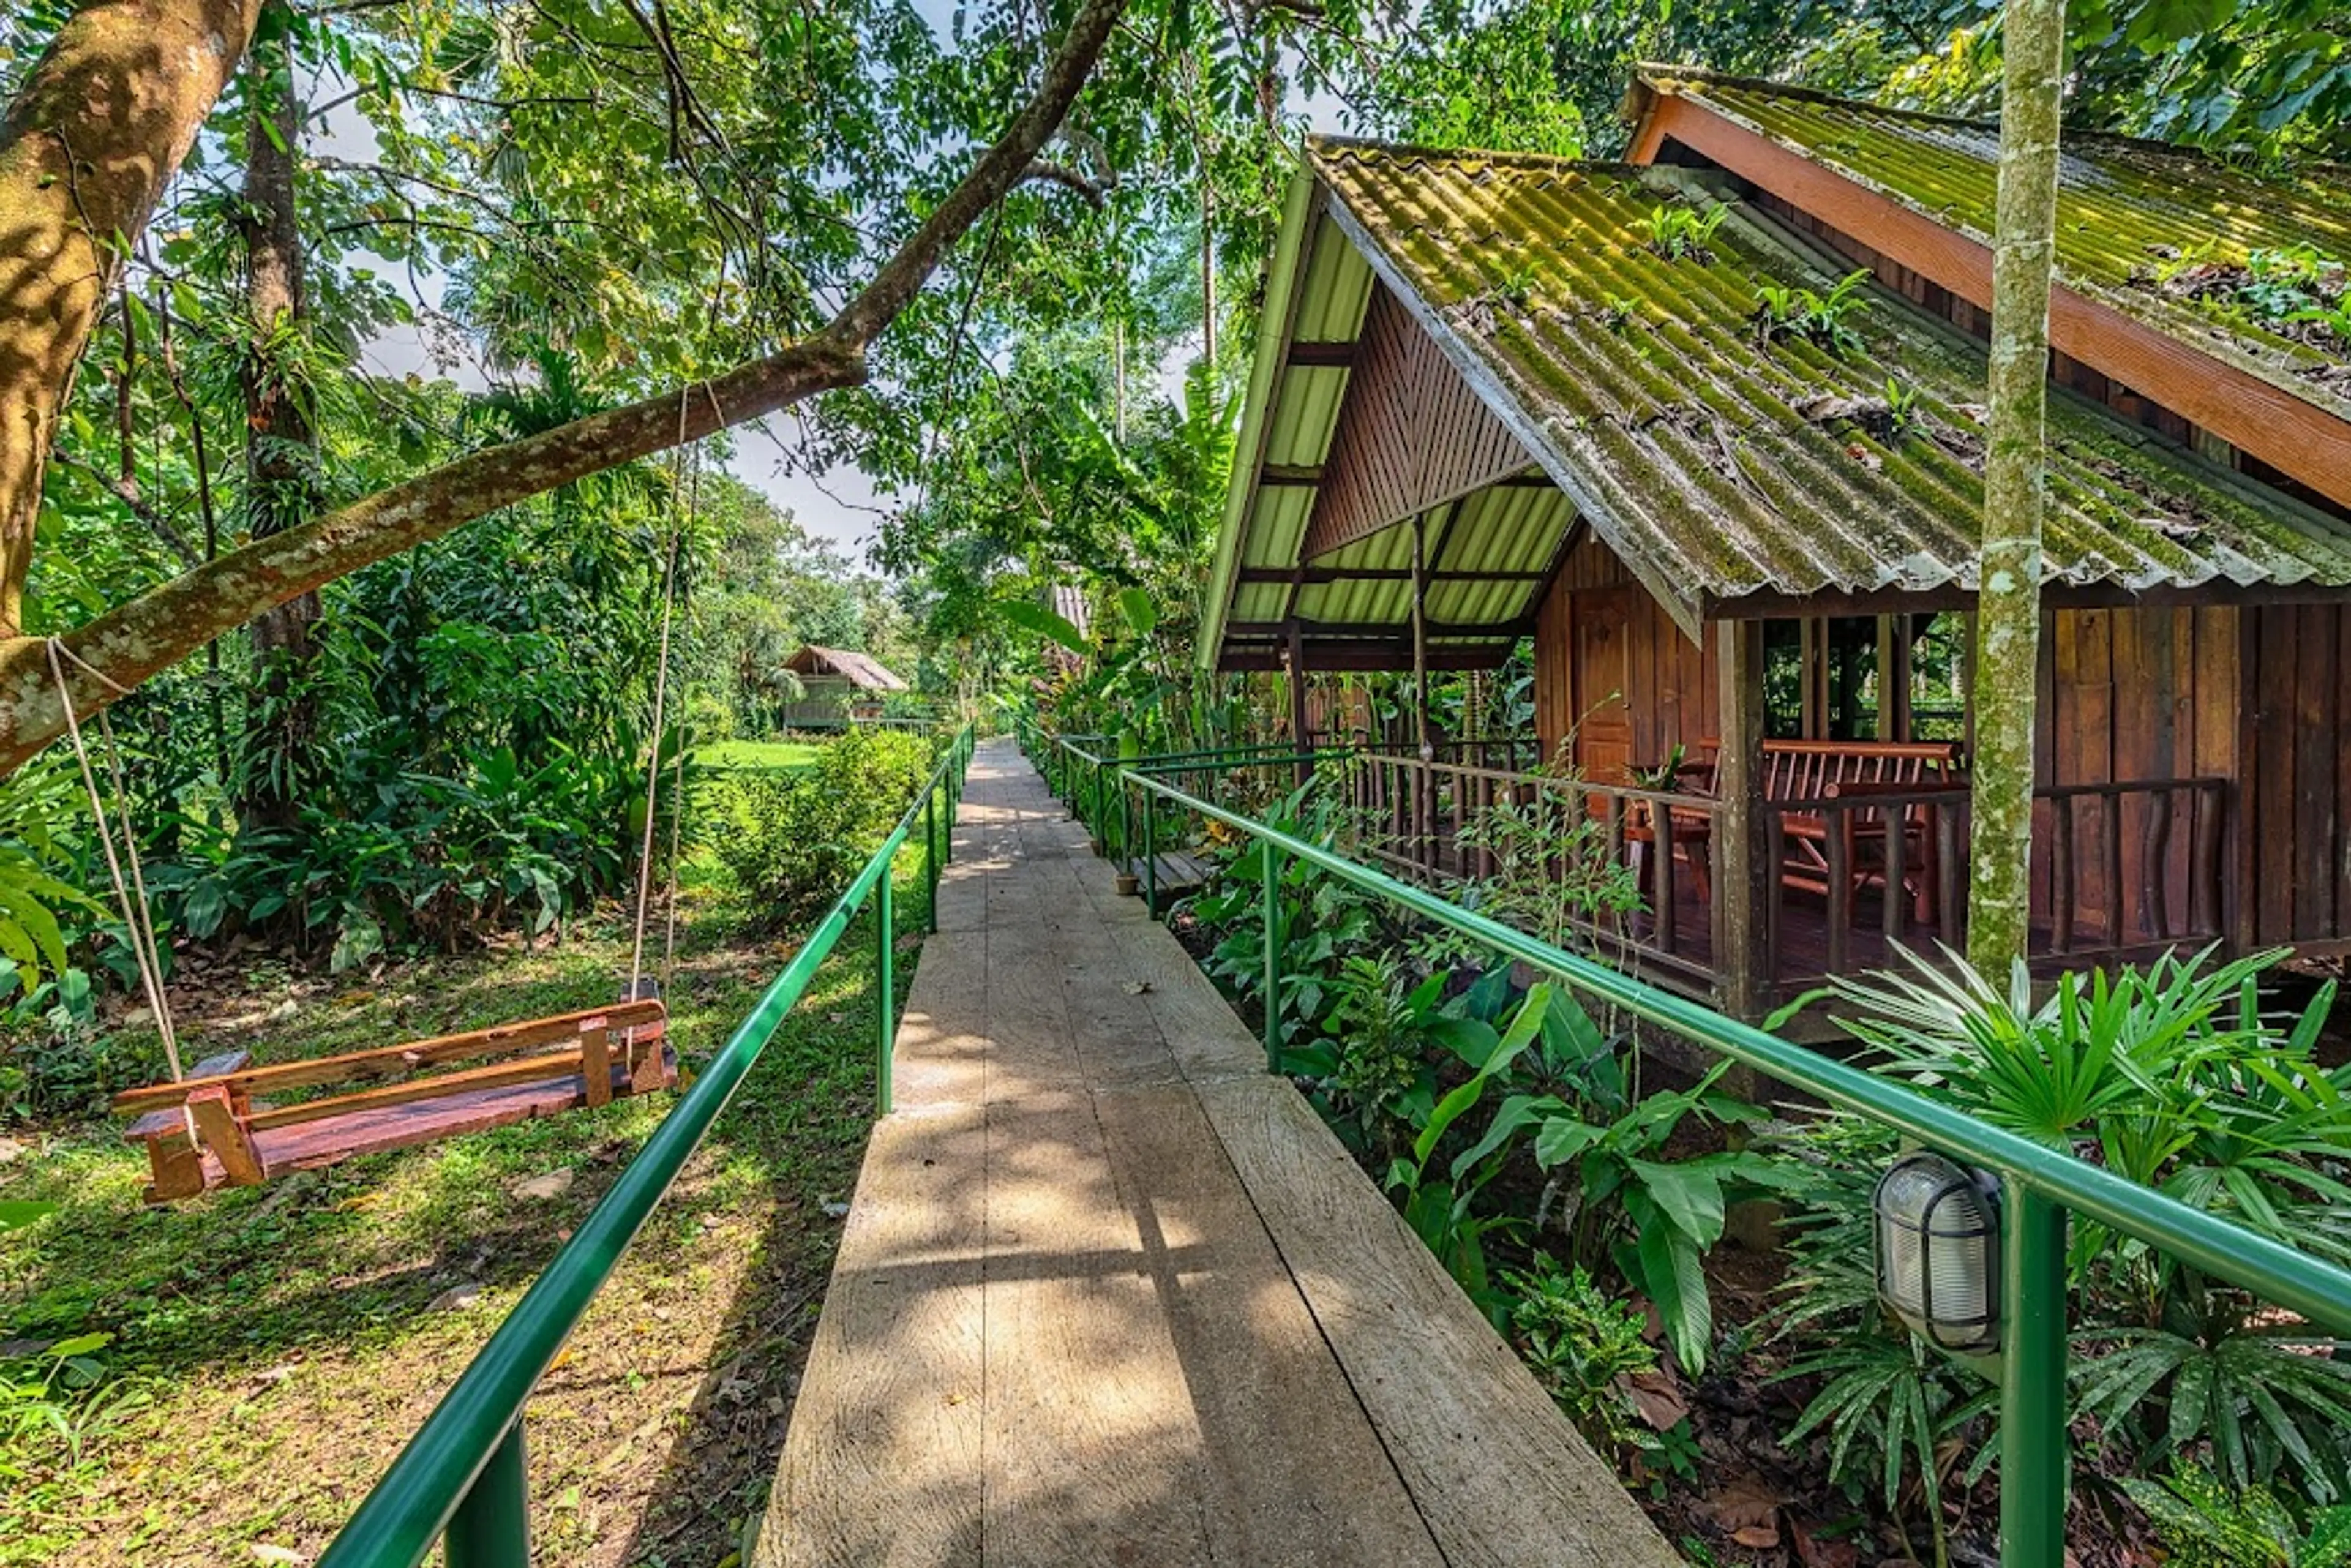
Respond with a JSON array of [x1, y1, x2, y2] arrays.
[[1021, 158, 1109, 207], [47, 446, 202, 568], [0, 0, 1131, 773]]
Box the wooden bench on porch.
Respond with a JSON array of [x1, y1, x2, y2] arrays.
[[1673, 738, 1962, 920]]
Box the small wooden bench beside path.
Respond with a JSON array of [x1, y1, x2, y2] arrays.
[[110, 1000, 671, 1202]]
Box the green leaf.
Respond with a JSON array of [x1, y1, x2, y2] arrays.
[[1627, 1158, 1727, 1248], [1116, 587, 1157, 638], [1633, 1212, 1713, 1375], [0, 1200, 59, 1231], [994, 598, 1089, 653]]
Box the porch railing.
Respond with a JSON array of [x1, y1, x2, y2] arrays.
[[1340, 747, 2229, 1001], [1060, 745, 2351, 1568], [312, 726, 975, 1568]]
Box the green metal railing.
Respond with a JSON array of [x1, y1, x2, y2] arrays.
[[1022, 743, 2351, 1568], [315, 724, 975, 1568]]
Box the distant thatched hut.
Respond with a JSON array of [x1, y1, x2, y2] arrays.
[[778, 645, 909, 729]]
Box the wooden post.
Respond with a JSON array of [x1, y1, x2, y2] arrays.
[[1715, 621, 1771, 1023], [1286, 620, 1311, 788], [1412, 516, 1433, 856], [1412, 516, 1433, 762]]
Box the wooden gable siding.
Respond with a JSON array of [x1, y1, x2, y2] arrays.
[[1300, 284, 1533, 561], [1526, 535, 2351, 955], [2031, 604, 2243, 950], [1534, 532, 1717, 771]]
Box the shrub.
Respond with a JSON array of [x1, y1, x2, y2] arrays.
[[1766, 946, 2351, 1550], [1504, 1253, 1662, 1459], [713, 729, 937, 926]]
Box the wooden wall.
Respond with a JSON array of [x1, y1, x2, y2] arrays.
[[1534, 531, 1720, 769], [2241, 603, 2351, 951], [1532, 531, 2351, 955]]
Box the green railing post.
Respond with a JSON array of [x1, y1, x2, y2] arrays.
[[1142, 795, 1158, 915], [1261, 844, 1283, 1072], [442, 1422, 527, 1568], [2000, 1183, 2069, 1566], [925, 789, 940, 934], [876, 857, 896, 1116], [1119, 776, 1134, 880]]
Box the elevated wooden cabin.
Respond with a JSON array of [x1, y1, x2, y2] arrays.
[[1201, 83, 2351, 1019]]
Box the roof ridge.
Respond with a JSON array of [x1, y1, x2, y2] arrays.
[[1304, 133, 1648, 180], [1632, 62, 2351, 183]]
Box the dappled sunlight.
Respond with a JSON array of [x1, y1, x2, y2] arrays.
[[757, 742, 1657, 1564]]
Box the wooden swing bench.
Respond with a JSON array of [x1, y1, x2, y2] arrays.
[[109, 1000, 672, 1203]]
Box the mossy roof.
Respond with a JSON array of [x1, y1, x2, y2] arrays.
[[1635, 67, 2351, 423], [1295, 137, 2351, 634]]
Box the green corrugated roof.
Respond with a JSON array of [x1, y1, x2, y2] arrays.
[[1638, 67, 2351, 423], [1307, 138, 2351, 631], [1200, 136, 2351, 671]]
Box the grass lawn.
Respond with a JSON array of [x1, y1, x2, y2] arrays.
[[693, 740, 825, 772], [0, 851, 934, 1567]]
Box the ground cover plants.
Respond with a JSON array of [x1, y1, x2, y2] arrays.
[[0, 733, 945, 1565], [1166, 762, 2351, 1566]]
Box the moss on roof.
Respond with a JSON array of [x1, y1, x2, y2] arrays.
[[1305, 137, 2351, 624], [1637, 67, 2351, 420]]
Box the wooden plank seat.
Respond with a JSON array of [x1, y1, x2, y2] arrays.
[[111, 1000, 671, 1202]]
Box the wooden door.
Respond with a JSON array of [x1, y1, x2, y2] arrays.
[[1572, 588, 1635, 784]]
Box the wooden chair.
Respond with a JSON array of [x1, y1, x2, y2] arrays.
[[111, 999, 670, 1203]]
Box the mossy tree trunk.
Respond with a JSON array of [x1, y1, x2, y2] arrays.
[[0, 0, 264, 640], [1965, 0, 2066, 972], [236, 0, 322, 830]]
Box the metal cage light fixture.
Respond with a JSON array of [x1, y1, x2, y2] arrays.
[[1874, 1151, 2003, 1355]]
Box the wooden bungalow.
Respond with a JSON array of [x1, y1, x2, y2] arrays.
[[1199, 78, 2351, 1020], [778, 644, 909, 729]]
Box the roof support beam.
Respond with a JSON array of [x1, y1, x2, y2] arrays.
[[1237, 566, 1551, 585], [1287, 340, 1355, 367], [1259, 464, 1322, 486], [1219, 642, 1516, 673], [1227, 617, 1534, 639]]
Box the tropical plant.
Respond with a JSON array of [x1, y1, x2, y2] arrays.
[[1752, 269, 1873, 355], [1640, 201, 1730, 261], [2122, 1465, 2351, 1568], [1379, 981, 1553, 1314], [1504, 1251, 1663, 1460], [712, 729, 939, 926], [1774, 947, 2351, 1535]]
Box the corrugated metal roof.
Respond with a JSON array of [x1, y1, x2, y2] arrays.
[[1306, 138, 2351, 631], [1637, 68, 2351, 426]]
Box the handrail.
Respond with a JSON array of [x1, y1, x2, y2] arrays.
[[1121, 763, 2351, 1568], [317, 725, 975, 1568]]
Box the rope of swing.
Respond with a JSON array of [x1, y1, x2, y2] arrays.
[[46, 639, 185, 1083], [628, 394, 694, 1005]]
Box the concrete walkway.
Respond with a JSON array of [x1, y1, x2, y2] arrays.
[[757, 740, 1678, 1567]]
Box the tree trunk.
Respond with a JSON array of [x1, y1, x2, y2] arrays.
[[237, 1, 320, 830], [0, 0, 265, 638], [0, 0, 1127, 776], [1965, 0, 2066, 972]]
